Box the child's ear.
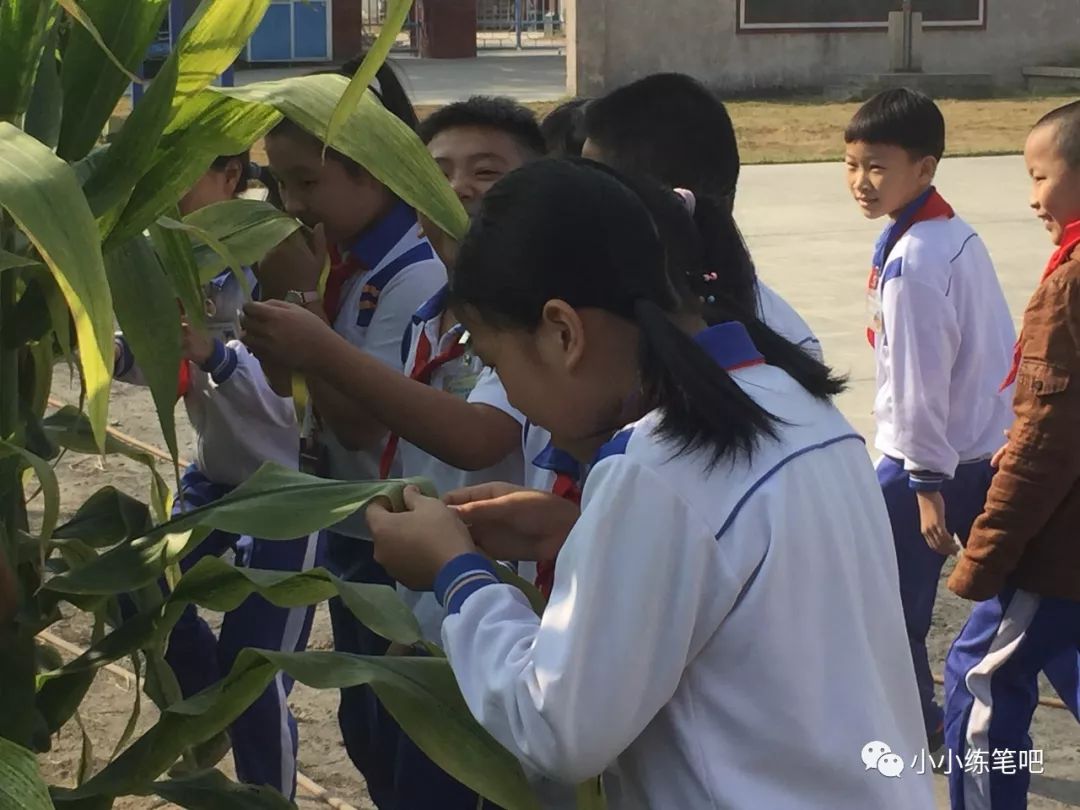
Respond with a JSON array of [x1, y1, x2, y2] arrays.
[[920, 155, 939, 185], [539, 299, 586, 372]]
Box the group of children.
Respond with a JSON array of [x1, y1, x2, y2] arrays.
[[115, 56, 1080, 808]]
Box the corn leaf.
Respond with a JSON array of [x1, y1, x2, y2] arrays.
[[148, 211, 208, 334], [147, 768, 294, 810], [0, 124, 112, 450], [83, 56, 180, 232], [0, 0, 55, 119], [56, 0, 141, 83], [0, 441, 58, 555], [0, 737, 54, 810], [24, 23, 62, 149], [109, 654, 142, 762], [104, 235, 183, 464], [217, 75, 469, 240], [43, 466, 435, 596], [60, 649, 539, 810], [42, 406, 170, 521], [156, 216, 249, 300], [111, 93, 280, 247], [54, 487, 151, 550], [57, 0, 170, 161], [182, 199, 301, 284], [325, 0, 413, 149]]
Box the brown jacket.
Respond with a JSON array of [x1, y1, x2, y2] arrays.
[[949, 245, 1080, 602]]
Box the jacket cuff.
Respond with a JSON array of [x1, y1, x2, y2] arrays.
[[114, 334, 134, 378], [198, 339, 238, 383], [435, 553, 500, 615], [909, 470, 946, 492], [947, 556, 1004, 602]]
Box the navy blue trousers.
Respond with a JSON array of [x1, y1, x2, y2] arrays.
[[877, 456, 996, 738]]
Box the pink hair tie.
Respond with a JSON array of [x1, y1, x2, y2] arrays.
[[673, 187, 696, 217]]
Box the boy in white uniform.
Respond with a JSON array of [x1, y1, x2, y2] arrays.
[[844, 88, 1016, 750]]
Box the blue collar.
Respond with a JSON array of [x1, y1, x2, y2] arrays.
[[344, 200, 417, 269], [532, 441, 583, 478], [693, 321, 764, 370], [413, 284, 450, 325], [874, 186, 934, 269]]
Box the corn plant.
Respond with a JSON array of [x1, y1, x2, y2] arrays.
[[0, 1, 575, 808]]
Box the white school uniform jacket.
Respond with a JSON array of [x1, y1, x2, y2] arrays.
[[436, 322, 934, 810], [756, 280, 824, 360], [392, 286, 527, 641], [115, 268, 298, 486], [320, 202, 447, 536], [868, 191, 1015, 487]]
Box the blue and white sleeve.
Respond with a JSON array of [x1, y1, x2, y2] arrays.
[[438, 456, 732, 784], [881, 254, 961, 487]]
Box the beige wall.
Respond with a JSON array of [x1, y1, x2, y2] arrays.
[[568, 0, 1080, 95]]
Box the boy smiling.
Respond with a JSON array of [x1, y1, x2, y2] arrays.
[[844, 88, 1016, 751]]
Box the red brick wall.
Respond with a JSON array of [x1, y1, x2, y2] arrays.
[[333, 0, 366, 61], [419, 0, 478, 58]]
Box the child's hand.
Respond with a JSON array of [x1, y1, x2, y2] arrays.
[[241, 300, 334, 371], [916, 490, 957, 556], [368, 486, 477, 591], [254, 224, 327, 297], [991, 430, 1010, 469], [443, 483, 580, 562], [181, 319, 214, 366]]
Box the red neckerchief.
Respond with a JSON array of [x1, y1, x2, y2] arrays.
[[378, 326, 466, 479], [866, 188, 955, 347], [1001, 219, 1080, 390]]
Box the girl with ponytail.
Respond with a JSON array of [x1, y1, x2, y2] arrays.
[[365, 159, 934, 809]]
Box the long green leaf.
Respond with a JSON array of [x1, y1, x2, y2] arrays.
[[0, 0, 55, 119], [83, 57, 180, 232], [156, 216, 249, 300], [148, 213, 207, 334], [183, 199, 301, 283], [325, 0, 413, 149], [0, 440, 59, 552], [168, 0, 271, 116], [56, 0, 140, 83], [104, 236, 183, 463], [43, 466, 435, 596], [0, 124, 112, 450], [54, 486, 151, 549], [24, 23, 62, 149], [0, 736, 54, 810], [42, 406, 170, 521], [63, 649, 539, 810], [148, 769, 294, 810], [218, 75, 469, 240], [109, 654, 142, 762], [0, 250, 41, 273], [73, 710, 94, 786], [56, 0, 169, 161], [111, 92, 280, 248]]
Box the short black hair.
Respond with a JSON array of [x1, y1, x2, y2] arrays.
[[844, 88, 946, 161], [1033, 99, 1080, 169], [583, 73, 740, 203], [540, 98, 588, 157], [417, 96, 546, 157]]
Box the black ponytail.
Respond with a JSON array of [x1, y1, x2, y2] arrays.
[[451, 158, 786, 466], [634, 299, 778, 466]]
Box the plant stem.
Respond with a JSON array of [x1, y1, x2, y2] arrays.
[[0, 211, 25, 542]]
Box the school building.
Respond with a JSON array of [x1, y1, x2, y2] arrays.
[[567, 0, 1080, 96]]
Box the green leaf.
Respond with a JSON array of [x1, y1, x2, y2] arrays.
[[43, 466, 435, 596], [0, 0, 55, 120], [73, 710, 94, 786], [41, 406, 170, 521], [56, 0, 141, 83], [0, 440, 59, 550], [148, 213, 208, 334], [0, 250, 41, 273], [148, 769, 294, 810], [57, 0, 170, 161], [218, 75, 469, 241], [24, 24, 62, 149], [54, 486, 151, 549], [68, 649, 539, 810], [325, 0, 413, 150], [83, 57, 180, 233], [182, 199, 301, 283], [0, 736, 54, 810], [109, 655, 141, 762], [104, 236, 183, 463], [156, 216, 249, 300], [0, 124, 112, 450]]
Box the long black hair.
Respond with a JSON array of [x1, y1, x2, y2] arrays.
[[452, 159, 800, 466], [619, 175, 846, 402]]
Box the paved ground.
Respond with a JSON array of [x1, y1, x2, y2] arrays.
[[738, 154, 1080, 808], [236, 51, 568, 105]]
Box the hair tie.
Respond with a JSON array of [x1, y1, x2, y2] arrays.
[[673, 187, 696, 217], [702, 272, 718, 283]]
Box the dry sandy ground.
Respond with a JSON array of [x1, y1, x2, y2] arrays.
[[34, 365, 1080, 809]]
